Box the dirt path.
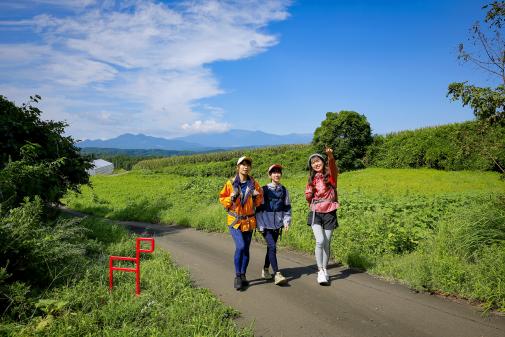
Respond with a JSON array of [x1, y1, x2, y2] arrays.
[[65, 209, 505, 337]]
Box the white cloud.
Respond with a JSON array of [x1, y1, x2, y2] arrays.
[[181, 120, 231, 133], [0, 0, 290, 139]]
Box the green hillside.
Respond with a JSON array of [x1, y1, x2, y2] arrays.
[[64, 158, 505, 311]]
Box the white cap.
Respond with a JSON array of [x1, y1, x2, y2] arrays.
[[308, 153, 325, 168], [237, 156, 252, 165]]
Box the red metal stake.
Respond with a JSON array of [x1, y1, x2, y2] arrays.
[[109, 237, 155, 296]]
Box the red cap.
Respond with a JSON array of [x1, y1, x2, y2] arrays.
[[268, 164, 283, 174]]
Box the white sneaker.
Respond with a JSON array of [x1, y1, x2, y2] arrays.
[[322, 268, 329, 282], [274, 271, 287, 285], [262, 268, 273, 280], [317, 270, 327, 285]]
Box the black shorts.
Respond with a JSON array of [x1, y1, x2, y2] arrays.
[[307, 210, 338, 230]]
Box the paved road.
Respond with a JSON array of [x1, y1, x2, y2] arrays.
[[66, 210, 505, 337]]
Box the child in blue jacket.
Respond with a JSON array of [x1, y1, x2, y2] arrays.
[[255, 164, 291, 285]]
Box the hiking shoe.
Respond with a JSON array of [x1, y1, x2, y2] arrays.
[[317, 270, 328, 285], [240, 274, 249, 286], [234, 276, 242, 290], [322, 268, 330, 282], [262, 268, 273, 280], [274, 271, 287, 285]]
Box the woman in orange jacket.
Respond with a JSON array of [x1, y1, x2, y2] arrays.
[[219, 156, 263, 290]]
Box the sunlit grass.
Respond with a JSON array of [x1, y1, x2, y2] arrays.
[[63, 168, 505, 311]]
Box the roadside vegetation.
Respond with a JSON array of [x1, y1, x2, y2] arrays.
[[0, 199, 251, 336], [63, 160, 505, 312], [0, 95, 251, 336]]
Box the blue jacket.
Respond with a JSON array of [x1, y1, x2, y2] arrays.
[[255, 183, 292, 230]]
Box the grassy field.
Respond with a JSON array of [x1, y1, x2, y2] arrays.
[[63, 166, 505, 311], [0, 210, 252, 336]]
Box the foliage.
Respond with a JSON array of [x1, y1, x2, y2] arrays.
[[0, 95, 92, 210], [447, 1, 505, 125], [0, 197, 97, 320], [365, 121, 505, 171], [448, 83, 505, 124], [63, 167, 505, 310], [312, 111, 373, 171], [133, 144, 313, 176], [374, 196, 505, 311], [0, 202, 251, 336]]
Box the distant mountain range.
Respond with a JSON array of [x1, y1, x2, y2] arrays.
[[77, 129, 312, 151]]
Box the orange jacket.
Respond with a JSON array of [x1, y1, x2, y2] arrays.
[[219, 176, 263, 232]]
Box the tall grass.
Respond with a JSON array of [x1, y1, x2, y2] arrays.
[[0, 200, 252, 336], [63, 167, 505, 310], [374, 197, 505, 311]]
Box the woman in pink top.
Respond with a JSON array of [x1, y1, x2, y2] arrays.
[[305, 147, 339, 285]]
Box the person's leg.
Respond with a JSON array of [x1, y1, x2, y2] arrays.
[[321, 228, 334, 269], [320, 211, 337, 280], [311, 224, 324, 269], [240, 230, 253, 275], [262, 230, 271, 269], [229, 227, 245, 276], [264, 229, 279, 273]]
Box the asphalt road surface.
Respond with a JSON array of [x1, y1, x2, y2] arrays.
[[65, 210, 505, 337]]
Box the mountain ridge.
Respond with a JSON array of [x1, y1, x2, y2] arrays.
[[78, 129, 312, 151]]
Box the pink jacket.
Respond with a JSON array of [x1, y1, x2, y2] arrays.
[[304, 156, 339, 213]]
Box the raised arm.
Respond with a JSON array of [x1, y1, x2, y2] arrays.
[[325, 147, 339, 187]]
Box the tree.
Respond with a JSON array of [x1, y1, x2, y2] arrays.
[[0, 95, 92, 211], [447, 1, 505, 125], [312, 111, 373, 171]]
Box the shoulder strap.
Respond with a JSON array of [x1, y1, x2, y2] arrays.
[[262, 185, 269, 205], [281, 185, 286, 200]]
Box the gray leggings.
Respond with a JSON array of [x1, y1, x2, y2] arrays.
[[311, 224, 333, 269]]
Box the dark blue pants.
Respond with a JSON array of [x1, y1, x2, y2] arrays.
[[229, 226, 253, 276], [262, 229, 280, 273]]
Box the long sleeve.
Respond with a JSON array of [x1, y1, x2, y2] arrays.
[[328, 156, 339, 187], [305, 182, 314, 204], [283, 188, 292, 226], [219, 181, 233, 209]]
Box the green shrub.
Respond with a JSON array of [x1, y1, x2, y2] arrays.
[[374, 195, 505, 311], [1, 208, 251, 336], [366, 121, 505, 172]]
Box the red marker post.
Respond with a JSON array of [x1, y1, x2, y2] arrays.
[[109, 237, 155, 296]]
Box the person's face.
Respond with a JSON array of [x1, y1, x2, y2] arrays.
[[311, 157, 324, 173], [269, 170, 282, 184], [238, 161, 251, 175]]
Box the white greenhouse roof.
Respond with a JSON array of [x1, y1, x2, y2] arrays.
[[92, 159, 113, 168]]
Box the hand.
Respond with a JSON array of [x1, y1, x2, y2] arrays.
[[253, 190, 260, 197], [283, 224, 289, 232], [230, 192, 238, 202], [324, 146, 334, 158]]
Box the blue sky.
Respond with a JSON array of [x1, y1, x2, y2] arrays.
[[0, 0, 495, 140]]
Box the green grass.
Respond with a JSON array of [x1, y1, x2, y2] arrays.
[[63, 167, 505, 311], [0, 216, 252, 336]]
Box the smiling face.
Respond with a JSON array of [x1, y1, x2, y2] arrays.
[[269, 169, 282, 184], [311, 157, 324, 173]]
